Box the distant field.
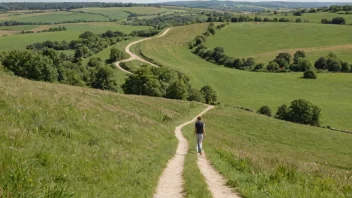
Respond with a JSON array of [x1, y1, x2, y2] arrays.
[[259, 12, 352, 24], [184, 107, 352, 197], [73, 7, 188, 21], [139, 23, 352, 130], [0, 24, 150, 51], [0, 25, 39, 31], [0, 74, 204, 197], [206, 23, 352, 60], [0, 11, 109, 23]]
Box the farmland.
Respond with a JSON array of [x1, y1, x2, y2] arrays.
[[0, 11, 110, 23], [0, 23, 150, 51], [259, 12, 352, 24], [205, 23, 352, 64], [138, 23, 352, 130]]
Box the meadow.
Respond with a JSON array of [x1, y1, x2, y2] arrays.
[[0, 11, 110, 23], [0, 24, 150, 51], [184, 107, 352, 197], [259, 12, 352, 24], [138, 23, 352, 130], [0, 73, 204, 197], [205, 23, 352, 64], [73, 6, 188, 21]]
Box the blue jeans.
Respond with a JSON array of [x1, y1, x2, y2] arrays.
[[196, 134, 204, 153]]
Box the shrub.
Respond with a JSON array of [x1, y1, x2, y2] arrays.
[[258, 106, 272, 117], [200, 85, 217, 105], [303, 70, 317, 79], [267, 61, 280, 72], [276, 104, 289, 120], [254, 63, 264, 71], [287, 99, 321, 126], [331, 17, 346, 24], [187, 88, 205, 103]]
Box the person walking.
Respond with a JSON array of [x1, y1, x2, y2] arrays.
[[194, 116, 205, 155]]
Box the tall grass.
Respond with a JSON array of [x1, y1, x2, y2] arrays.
[[0, 74, 204, 197], [184, 107, 352, 197]]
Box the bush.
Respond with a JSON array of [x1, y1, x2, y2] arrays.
[[200, 85, 217, 104], [258, 106, 272, 117], [188, 88, 205, 103], [287, 99, 321, 126], [331, 17, 346, 24], [276, 104, 289, 120], [303, 70, 317, 79], [267, 61, 280, 72], [254, 63, 264, 71]]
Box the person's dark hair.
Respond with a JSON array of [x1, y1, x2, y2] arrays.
[[197, 116, 202, 120]]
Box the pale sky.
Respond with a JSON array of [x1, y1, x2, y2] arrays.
[[1, 0, 352, 2]]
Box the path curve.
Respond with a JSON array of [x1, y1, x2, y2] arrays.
[[115, 28, 172, 75], [153, 105, 214, 198]]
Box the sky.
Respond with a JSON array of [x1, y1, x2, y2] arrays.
[[1, 0, 352, 3]]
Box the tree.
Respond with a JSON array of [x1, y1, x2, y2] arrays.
[[296, 18, 302, 23], [303, 70, 317, 79], [88, 57, 104, 67], [331, 17, 346, 25], [79, 31, 99, 41], [258, 106, 272, 117], [208, 26, 216, 35], [187, 88, 205, 103], [276, 104, 289, 120], [267, 61, 280, 72], [275, 53, 291, 65], [314, 57, 328, 70], [321, 18, 331, 24], [327, 58, 341, 72], [200, 85, 217, 104], [245, 57, 255, 66], [42, 48, 60, 66], [293, 50, 306, 63], [254, 63, 264, 71], [110, 48, 125, 62], [293, 11, 302, 16], [341, 62, 351, 72], [166, 79, 189, 100], [90, 65, 118, 92], [286, 99, 321, 126]]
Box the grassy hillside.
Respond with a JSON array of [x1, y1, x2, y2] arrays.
[[0, 74, 204, 197], [138, 23, 352, 130], [184, 107, 352, 197], [260, 12, 352, 24], [0, 11, 110, 23], [205, 23, 352, 63], [0, 24, 150, 51]]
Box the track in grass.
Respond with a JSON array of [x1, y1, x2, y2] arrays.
[[115, 28, 171, 74], [153, 105, 214, 198]]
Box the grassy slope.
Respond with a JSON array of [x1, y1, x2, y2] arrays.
[[260, 12, 352, 24], [184, 107, 352, 197], [0, 11, 109, 23], [205, 23, 352, 62], [0, 24, 150, 51], [0, 74, 205, 197], [139, 23, 352, 130]]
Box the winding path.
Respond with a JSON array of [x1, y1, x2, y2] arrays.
[[115, 28, 171, 75], [153, 105, 240, 198]]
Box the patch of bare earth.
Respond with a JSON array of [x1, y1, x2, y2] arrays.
[[0, 30, 20, 36]]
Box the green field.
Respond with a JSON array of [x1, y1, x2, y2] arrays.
[[0, 73, 204, 197], [74, 7, 188, 21], [138, 23, 352, 130], [0, 25, 39, 31], [0, 11, 110, 23], [184, 107, 352, 197], [0, 24, 150, 51], [206, 23, 352, 64], [259, 12, 352, 24]]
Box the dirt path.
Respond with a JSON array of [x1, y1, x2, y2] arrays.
[[115, 28, 171, 75], [153, 105, 214, 198], [198, 153, 241, 198]]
